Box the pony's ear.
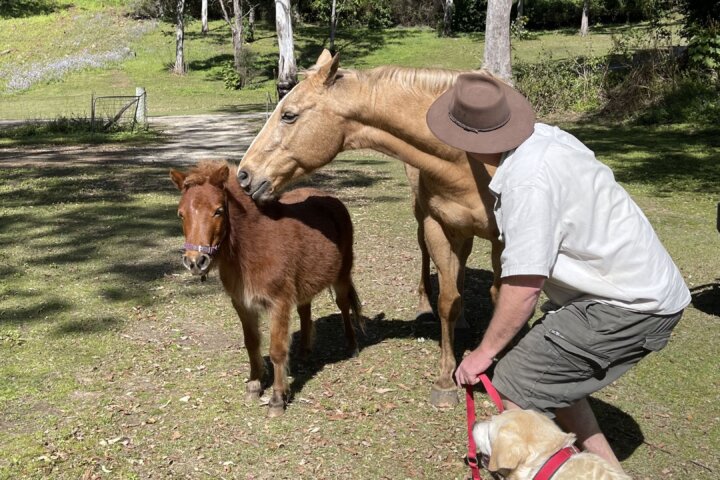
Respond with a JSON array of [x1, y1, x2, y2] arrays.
[[487, 426, 528, 475], [170, 169, 187, 191], [209, 164, 230, 186], [312, 51, 341, 87]]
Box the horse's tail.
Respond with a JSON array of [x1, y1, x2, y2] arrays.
[[348, 281, 365, 334]]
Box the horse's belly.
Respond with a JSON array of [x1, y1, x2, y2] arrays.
[[427, 197, 496, 239]]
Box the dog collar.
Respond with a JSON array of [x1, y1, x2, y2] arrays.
[[532, 445, 580, 480]]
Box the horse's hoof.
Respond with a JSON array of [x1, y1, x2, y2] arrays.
[[244, 391, 261, 403], [429, 386, 459, 408], [346, 346, 359, 358]]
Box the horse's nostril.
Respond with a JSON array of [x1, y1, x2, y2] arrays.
[[182, 255, 194, 271], [197, 254, 211, 271], [237, 169, 251, 190]]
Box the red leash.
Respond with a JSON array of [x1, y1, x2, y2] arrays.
[[464, 374, 504, 480]]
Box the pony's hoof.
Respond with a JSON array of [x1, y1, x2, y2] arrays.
[[346, 346, 359, 358], [429, 386, 459, 408], [244, 380, 262, 403], [267, 403, 285, 417]]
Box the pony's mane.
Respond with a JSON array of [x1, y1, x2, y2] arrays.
[[183, 159, 231, 187], [355, 65, 497, 97]]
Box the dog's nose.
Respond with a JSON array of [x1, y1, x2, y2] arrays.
[[237, 169, 251, 192]]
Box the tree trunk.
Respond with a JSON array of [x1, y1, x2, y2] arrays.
[[201, 0, 208, 34], [517, 0, 523, 18], [442, 0, 454, 37], [580, 0, 589, 36], [483, 0, 513, 83], [174, 0, 186, 75], [329, 0, 337, 53], [232, 0, 244, 70], [248, 6, 256, 42], [275, 0, 297, 99]]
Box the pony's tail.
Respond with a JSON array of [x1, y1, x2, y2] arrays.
[[348, 282, 365, 334]]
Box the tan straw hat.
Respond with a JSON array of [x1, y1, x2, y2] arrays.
[[426, 73, 536, 154]]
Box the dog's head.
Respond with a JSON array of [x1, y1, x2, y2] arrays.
[[472, 409, 576, 478]]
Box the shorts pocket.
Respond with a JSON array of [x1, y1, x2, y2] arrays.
[[544, 328, 611, 372], [643, 332, 671, 352]]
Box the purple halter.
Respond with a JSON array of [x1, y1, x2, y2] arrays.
[[183, 243, 221, 256]]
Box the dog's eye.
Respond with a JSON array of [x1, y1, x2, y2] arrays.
[[213, 207, 224, 217], [281, 111, 298, 124]]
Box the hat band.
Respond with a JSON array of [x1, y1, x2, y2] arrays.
[[448, 110, 511, 133]]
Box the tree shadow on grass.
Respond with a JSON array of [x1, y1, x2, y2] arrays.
[[564, 123, 720, 196], [0, 0, 64, 18]]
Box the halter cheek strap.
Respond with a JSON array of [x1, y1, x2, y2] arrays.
[[183, 243, 221, 256]]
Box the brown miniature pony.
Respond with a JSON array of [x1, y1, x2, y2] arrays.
[[237, 50, 506, 407], [170, 160, 362, 417]]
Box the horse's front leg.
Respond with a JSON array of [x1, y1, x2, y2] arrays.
[[232, 299, 264, 402], [413, 198, 434, 317], [423, 216, 473, 407], [268, 301, 292, 417], [297, 303, 314, 360]]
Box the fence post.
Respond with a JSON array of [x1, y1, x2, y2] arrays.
[[135, 87, 147, 126]]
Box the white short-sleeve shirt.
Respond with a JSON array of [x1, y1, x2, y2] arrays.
[[488, 123, 690, 314]]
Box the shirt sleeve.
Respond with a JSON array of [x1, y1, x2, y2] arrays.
[[498, 185, 559, 278]]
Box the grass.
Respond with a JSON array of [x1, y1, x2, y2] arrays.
[[0, 120, 718, 479], [0, 0, 665, 119], [0, 119, 163, 146]]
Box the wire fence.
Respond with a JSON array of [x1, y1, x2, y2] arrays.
[[0, 94, 92, 121]]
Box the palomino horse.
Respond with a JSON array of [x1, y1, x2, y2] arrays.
[[236, 50, 506, 407], [170, 160, 362, 416]]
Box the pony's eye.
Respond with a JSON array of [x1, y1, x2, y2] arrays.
[[281, 111, 298, 124], [177, 211, 184, 220], [214, 207, 224, 217]]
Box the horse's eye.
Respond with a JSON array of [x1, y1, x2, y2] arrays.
[[281, 111, 298, 124], [177, 211, 184, 220], [214, 207, 224, 217]]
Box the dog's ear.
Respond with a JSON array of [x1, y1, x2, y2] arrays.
[[487, 424, 529, 475]]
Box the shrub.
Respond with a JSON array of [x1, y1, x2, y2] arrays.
[[220, 47, 259, 90], [514, 52, 608, 115]]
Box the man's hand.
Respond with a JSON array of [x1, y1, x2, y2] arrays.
[[454, 347, 494, 387]]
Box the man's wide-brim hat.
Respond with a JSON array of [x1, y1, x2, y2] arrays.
[[426, 73, 536, 154]]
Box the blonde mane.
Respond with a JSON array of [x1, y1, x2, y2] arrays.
[[355, 65, 497, 97]]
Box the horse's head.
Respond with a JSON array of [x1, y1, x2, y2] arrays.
[[170, 161, 230, 277], [238, 49, 346, 202]]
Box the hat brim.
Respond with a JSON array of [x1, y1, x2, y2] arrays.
[[426, 80, 536, 154]]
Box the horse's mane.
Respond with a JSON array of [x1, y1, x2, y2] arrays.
[[354, 65, 497, 97], [182, 159, 229, 188]]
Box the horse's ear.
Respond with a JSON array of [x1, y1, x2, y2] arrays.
[[315, 48, 333, 67], [313, 51, 341, 87], [170, 169, 187, 191], [209, 164, 230, 186]]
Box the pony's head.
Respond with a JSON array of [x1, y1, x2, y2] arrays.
[[237, 49, 346, 202], [170, 161, 230, 277]]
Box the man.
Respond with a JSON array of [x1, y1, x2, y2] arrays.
[[426, 73, 691, 471]]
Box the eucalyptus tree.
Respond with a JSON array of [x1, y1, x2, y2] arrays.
[[483, 0, 512, 82], [174, 0, 187, 74], [276, 0, 298, 98]]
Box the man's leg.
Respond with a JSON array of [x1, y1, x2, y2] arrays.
[[555, 398, 624, 471]]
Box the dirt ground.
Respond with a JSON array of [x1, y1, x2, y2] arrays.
[[0, 113, 267, 167]]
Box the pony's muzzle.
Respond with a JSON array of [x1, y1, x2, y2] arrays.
[[182, 253, 212, 275]]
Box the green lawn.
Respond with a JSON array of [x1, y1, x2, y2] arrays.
[[0, 1, 668, 119], [0, 120, 718, 479]]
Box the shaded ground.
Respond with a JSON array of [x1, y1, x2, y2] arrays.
[[0, 113, 267, 166]]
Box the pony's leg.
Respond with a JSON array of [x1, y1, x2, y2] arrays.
[[333, 279, 359, 358], [423, 216, 472, 407], [297, 303, 314, 360], [268, 302, 292, 417], [232, 299, 264, 402], [413, 199, 433, 317]]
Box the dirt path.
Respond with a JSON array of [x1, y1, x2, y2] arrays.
[[0, 112, 267, 167]]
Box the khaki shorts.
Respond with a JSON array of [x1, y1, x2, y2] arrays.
[[492, 300, 683, 417]]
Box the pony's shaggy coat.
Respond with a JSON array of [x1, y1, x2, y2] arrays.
[[171, 160, 361, 416]]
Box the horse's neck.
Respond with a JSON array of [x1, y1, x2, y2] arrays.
[[343, 76, 466, 173]]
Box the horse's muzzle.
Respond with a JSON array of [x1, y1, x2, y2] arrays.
[[182, 253, 212, 275], [237, 169, 273, 202]]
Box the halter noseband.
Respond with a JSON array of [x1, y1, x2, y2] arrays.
[[183, 242, 222, 256]]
